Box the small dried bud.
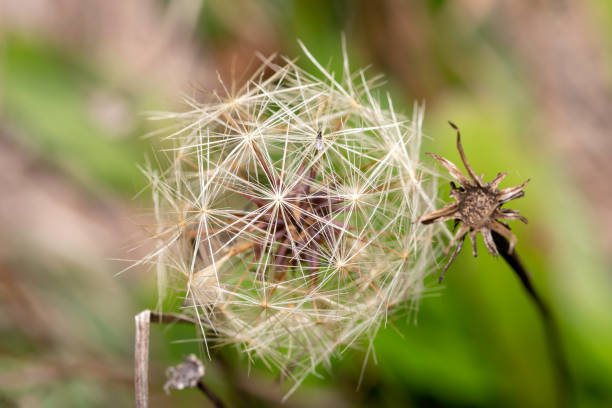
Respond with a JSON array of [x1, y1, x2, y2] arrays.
[[418, 122, 529, 282], [163, 354, 205, 394]]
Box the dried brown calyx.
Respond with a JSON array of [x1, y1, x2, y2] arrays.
[[418, 122, 530, 282]]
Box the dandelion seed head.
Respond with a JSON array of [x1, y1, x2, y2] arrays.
[[139, 43, 445, 396]]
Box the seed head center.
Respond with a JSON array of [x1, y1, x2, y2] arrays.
[[273, 193, 284, 204], [458, 187, 497, 227]]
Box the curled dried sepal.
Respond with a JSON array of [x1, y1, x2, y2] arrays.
[[418, 122, 529, 282]]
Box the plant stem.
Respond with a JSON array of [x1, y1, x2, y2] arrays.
[[491, 231, 572, 408], [149, 311, 196, 324], [134, 311, 151, 408], [197, 380, 226, 408]]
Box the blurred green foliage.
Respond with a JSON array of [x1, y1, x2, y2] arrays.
[[1, 36, 148, 195]]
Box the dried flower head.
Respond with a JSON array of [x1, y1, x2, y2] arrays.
[[418, 122, 529, 282], [137, 41, 441, 396], [164, 354, 205, 394]]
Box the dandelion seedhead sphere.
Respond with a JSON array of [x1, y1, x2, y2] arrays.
[[143, 42, 442, 394]]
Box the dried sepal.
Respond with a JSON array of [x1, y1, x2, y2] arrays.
[[164, 354, 205, 394], [418, 122, 529, 282]]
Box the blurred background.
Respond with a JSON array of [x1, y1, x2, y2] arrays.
[[1, 0, 611, 407]]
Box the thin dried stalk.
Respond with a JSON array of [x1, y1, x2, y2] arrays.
[[149, 311, 197, 324], [134, 310, 151, 408]]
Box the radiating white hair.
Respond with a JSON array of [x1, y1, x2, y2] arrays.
[[138, 39, 443, 398]]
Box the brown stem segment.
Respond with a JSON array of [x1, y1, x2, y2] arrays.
[[491, 231, 572, 408], [134, 311, 151, 408], [150, 311, 197, 324]]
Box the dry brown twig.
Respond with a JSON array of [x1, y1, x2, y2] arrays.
[[134, 311, 150, 408]]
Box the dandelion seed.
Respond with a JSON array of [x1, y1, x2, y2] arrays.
[[316, 130, 323, 151], [139, 42, 443, 396]]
